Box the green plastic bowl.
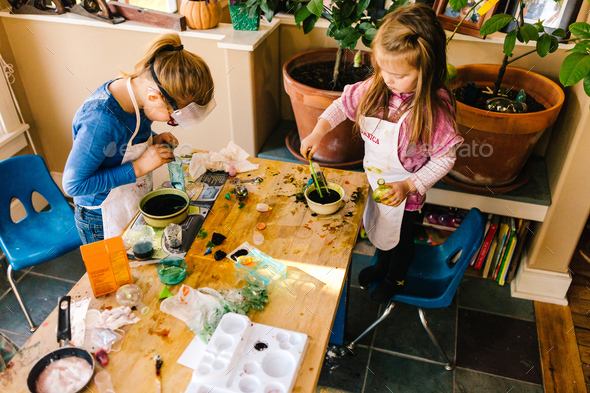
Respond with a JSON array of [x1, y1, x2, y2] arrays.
[[157, 257, 187, 285], [139, 188, 190, 227]]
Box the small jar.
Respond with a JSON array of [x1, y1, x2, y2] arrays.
[[372, 179, 392, 204]]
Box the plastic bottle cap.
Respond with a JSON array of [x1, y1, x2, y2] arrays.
[[257, 223, 266, 230], [253, 234, 265, 245]]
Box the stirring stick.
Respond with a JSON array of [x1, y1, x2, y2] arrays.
[[308, 157, 324, 199]]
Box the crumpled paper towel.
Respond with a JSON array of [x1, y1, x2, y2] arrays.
[[189, 141, 259, 179], [70, 298, 91, 347], [95, 306, 140, 330]]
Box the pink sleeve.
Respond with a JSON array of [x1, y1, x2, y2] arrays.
[[428, 90, 464, 159], [319, 79, 371, 129], [409, 150, 456, 195]]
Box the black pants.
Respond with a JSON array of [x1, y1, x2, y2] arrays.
[[374, 210, 419, 284]]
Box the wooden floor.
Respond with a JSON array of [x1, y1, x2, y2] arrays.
[[556, 215, 590, 393]]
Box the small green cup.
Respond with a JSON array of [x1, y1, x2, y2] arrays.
[[157, 257, 187, 285]]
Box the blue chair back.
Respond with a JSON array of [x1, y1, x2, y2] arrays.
[[0, 155, 81, 270], [392, 208, 486, 308]]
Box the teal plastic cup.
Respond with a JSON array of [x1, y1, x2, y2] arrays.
[[157, 257, 187, 285]]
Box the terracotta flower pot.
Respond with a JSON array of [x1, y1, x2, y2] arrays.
[[283, 49, 365, 167], [449, 64, 564, 187]]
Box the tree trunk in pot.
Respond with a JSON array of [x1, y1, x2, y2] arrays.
[[450, 64, 564, 187]]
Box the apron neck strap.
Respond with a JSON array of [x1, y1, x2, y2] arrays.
[[126, 78, 141, 144]]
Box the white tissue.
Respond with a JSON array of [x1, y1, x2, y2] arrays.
[[95, 306, 140, 330], [188, 141, 259, 179]]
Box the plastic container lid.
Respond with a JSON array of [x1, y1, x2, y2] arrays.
[[253, 233, 265, 245], [157, 257, 187, 285]]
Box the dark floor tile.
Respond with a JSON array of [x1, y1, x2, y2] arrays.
[[344, 286, 382, 346], [0, 274, 73, 336], [365, 349, 453, 392], [29, 248, 86, 282], [0, 329, 29, 348], [372, 299, 457, 363], [318, 345, 369, 392], [455, 368, 543, 393], [350, 253, 373, 287], [456, 308, 542, 385], [458, 276, 535, 321]]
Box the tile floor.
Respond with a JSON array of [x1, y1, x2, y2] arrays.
[[0, 237, 544, 392]]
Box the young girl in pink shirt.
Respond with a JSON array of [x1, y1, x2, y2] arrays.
[[301, 4, 464, 303]]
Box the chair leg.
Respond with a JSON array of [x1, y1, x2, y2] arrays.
[[347, 301, 395, 350], [418, 308, 453, 371], [6, 266, 37, 333]]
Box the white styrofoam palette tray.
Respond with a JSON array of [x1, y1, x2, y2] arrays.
[[181, 313, 309, 393]]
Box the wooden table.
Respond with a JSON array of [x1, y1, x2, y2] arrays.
[[0, 156, 369, 393]]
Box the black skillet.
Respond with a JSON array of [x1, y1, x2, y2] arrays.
[[27, 296, 95, 393]]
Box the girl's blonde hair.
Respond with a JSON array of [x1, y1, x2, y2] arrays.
[[122, 33, 214, 108], [355, 3, 455, 146]]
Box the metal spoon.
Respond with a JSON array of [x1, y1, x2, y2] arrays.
[[235, 185, 249, 198], [242, 176, 263, 184]]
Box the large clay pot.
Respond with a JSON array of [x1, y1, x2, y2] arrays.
[[450, 64, 564, 187], [283, 49, 365, 167], [180, 0, 222, 30]]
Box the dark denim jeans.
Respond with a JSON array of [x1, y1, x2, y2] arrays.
[[74, 205, 104, 245]]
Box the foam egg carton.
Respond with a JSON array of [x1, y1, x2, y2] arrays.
[[185, 313, 308, 393]]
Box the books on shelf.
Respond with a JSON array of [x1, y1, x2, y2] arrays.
[[415, 204, 531, 285]]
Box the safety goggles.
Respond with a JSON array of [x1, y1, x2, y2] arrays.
[[149, 63, 216, 129]]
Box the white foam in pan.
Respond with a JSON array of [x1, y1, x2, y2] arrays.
[[183, 313, 309, 393]]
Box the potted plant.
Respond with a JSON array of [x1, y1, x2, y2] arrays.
[[282, 0, 407, 167], [443, 0, 590, 192], [180, 0, 223, 30], [229, 0, 279, 30]]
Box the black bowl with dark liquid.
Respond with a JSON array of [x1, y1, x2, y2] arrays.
[[308, 189, 342, 204], [142, 194, 188, 216]]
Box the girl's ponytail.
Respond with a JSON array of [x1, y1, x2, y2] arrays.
[[121, 33, 214, 109]]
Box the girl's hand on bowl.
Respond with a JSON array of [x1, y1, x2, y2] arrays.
[[132, 145, 174, 178]]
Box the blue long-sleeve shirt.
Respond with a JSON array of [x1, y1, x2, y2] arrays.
[[63, 79, 155, 210]]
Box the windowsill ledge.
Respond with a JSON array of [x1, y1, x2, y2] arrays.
[[0, 123, 29, 161], [0, 8, 280, 52]]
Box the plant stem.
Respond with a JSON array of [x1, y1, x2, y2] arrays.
[[493, 0, 524, 96], [506, 48, 536, 65], [446, 0, 486, 45], [332, 47, 342, 88]]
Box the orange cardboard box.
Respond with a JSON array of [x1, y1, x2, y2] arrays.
[[80, 236, 132, 297]]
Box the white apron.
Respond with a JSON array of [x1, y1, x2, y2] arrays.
[[84, 78, 153, 239], [360, 110, 413, 251]]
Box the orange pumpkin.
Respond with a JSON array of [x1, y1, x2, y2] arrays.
[[180, 0, 222, 30]]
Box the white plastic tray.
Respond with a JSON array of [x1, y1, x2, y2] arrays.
[[182, 313, 308, 393]]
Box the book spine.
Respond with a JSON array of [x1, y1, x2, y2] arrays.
[[475, 223, 498, 270], [499, 238, 518, 286], [482, 239, 497, 278]]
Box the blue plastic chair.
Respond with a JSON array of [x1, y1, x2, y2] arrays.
[[347, 208, 486, 370], [0, 155, 82, 332]]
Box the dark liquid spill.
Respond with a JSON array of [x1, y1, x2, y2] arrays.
[[254, 341, 268, 351], [308, 189, 341, 204], [142, 194, 187, 216]]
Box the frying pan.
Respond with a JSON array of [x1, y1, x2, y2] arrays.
[[27, 296, 95, 393]]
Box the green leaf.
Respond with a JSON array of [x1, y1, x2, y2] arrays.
[[536, 34, 552, 57], [306, 0, 323, 18], [584, 75, 590, 98], [552, 28, 567, 38], [480, 14, 514, 36], [302, 14, 318, 34], [356, 0, 370, 16], [358, 22, 373, 34], [340, 1, 355, 18], [549, 36, 559, 53], [560, 52, 590, 86], [342, 30, 361, 45], [571, 41, 590, 54], [449, 0, 468, 11], [333, 26, 356, 40], [520, 25, 539, 43], [570, 22, 590, 39], [364, 27, 377, 42], [504, 30, 517, 58], [295, 6, 312, 24], [533, 21, 545, 33]]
